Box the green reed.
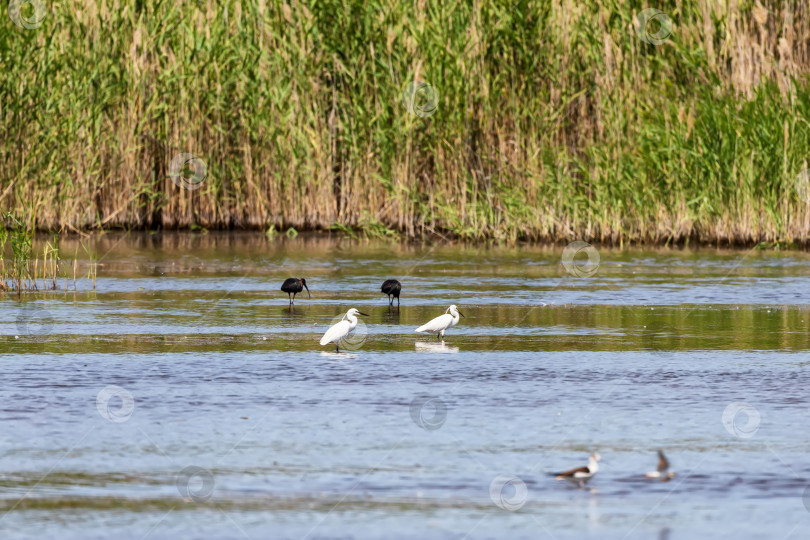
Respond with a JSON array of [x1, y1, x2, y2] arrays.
[[0, 1, 809, 244], [0, 213, 68, 292]]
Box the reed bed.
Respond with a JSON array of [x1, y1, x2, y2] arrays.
[[1, 0, 809, 244]]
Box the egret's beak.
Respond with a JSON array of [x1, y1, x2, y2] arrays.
[[304, 283, 311, 298], [458, 310, 465, 318], [358, 312, 369, 317]]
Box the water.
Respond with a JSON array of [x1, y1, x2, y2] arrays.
[[2, 233, 810, 539]]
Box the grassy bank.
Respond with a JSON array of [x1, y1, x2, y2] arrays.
[[1, 0, 809, 244]]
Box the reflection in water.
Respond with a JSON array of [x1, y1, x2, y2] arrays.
[[319, 351, 359, 360], [414, 341, 459, 353], [280, 306, 305, 319]]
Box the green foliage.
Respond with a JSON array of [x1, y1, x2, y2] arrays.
[[0, 1, 809, 244]]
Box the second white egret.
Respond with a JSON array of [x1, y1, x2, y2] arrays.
[[415, 304, 465, 341], [319, 308, 369, 352]]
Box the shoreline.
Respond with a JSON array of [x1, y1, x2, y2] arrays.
[[14, 228, 810, 252]]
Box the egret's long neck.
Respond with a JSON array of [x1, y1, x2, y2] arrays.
[[451, 311, 460, 325], [347, 314, 358, 329]]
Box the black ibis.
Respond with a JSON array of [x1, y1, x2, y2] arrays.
[[280, 277, 310, 305], [381, 279, 401, 306]]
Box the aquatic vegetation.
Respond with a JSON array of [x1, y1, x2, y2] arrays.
[[1, 213, 75, 292], [0, 1, 809, 244]]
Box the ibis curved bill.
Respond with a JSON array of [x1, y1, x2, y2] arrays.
[[281, 277, 310, 305], [320, 308, 368, 352], [415, 304, 464, 341]]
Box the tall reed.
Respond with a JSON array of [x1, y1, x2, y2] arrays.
[[0, 213, 64, 292], [0, 0, 809, 244]]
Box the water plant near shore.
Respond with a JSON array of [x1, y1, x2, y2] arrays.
[[1, 1, 809, 245], [0, 213, 69, 292]]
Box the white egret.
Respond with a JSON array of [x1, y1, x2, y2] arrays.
[[415, 304, 464, 341], [319, 308, 368, 352]]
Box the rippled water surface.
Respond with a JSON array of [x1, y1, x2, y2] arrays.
[[2, 233, 810, 539]]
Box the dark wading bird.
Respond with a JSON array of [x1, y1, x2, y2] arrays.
[[381, 279, 402, 306], [280, 277, 310, 305]]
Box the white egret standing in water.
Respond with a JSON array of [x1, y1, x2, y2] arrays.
[[320, 308, 368, 352], [415, 305, 464, 341]]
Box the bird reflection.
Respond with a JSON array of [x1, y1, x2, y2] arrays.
[[319, 351, 359, 360], [281, 305, 304, 318], [415, 341, 459, 353]]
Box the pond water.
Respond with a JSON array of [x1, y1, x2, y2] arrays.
[[2, 232, 810, 539]]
